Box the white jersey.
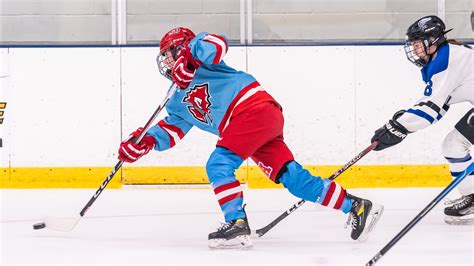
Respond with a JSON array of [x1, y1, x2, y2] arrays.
[[397, 43, 474, 132]]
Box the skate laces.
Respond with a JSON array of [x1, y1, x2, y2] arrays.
[[345, 202, 361, 230], [450, 196, 472, 210], [216, 221, 234, 232], [445, 196, 472, 210], [345, 213, 359, 230], [444, 197, 464, 206], [344, 205, 360, 230]]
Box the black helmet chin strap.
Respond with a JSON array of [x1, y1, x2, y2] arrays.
[[422, 31, 450, 64], [426, 28, 452, 55]]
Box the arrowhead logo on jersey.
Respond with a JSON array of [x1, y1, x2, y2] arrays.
[[257, 162, 273, 178], [182, 83, 213, 125]]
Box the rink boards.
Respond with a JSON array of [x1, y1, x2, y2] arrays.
[[0, 46, 470, 188]]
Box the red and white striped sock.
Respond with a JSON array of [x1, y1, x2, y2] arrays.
[[213, 180, 243, 206], [320, 181, 350, 212]]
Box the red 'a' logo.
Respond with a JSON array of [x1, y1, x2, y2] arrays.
[[182, 83, 213, 125], [258, 162, 273, 178]]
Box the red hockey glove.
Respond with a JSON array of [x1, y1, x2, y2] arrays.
[[118, 128, 156, 163], [171, 47, 201, 89]]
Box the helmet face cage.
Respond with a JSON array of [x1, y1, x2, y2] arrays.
[[157, 27, 195, 80], [156, 45, 183, 81], [156, 52, 172, 81], [404, 40, 428, 68], [404, 15, 448, 67]]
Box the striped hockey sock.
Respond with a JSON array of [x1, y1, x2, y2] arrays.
[[319, 181, 352, 213], [213, 180, 245, 222]]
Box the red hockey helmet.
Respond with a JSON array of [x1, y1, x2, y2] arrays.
[[160, 27, 195, 54], [157, 27, 196, 80]]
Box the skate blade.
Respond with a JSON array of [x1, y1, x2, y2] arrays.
[[444, 214, 474, 225], [209, 235, 253, 250], [357, 204, 384, 242]]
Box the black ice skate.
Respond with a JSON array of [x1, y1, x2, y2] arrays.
[[444, 194, 474, 225], [208, 217, 252, 249], [345, 194, 384, 241]]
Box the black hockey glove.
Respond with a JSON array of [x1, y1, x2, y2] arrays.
[[371, 110, 410, 151]]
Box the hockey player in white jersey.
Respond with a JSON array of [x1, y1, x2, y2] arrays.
[[370, 15, 474, 225]]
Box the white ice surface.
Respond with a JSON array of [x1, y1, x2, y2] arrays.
[[1, 187, 473, 266]]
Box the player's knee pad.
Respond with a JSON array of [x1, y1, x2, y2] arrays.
[[455, 108, 474, 144], [279, 161, 325, 202], [442, 129, 472, 159], [206, 147, 244, 185]]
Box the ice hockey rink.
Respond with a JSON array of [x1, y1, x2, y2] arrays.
[[2, 0, 474, 265], [1, 187, 472, 266]]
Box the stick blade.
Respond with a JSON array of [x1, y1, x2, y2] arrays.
[[43, 216, 81, 232], [250, 230, 262, 238]]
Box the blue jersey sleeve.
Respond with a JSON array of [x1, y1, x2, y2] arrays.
[[189, 32, 229, 65], [147, 113, 193, 151]]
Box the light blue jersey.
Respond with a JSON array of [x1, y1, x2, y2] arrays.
[[147, 32, 259, 151], [142, 30, 357, 224]]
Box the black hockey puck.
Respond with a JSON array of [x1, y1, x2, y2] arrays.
[[33, 222, 46, 230]]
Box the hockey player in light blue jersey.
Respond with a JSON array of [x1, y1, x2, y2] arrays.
[[370, 16, 474, 225], [118, 27, 383, 248]]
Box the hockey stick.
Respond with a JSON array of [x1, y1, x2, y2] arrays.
[[253, 141, 379, 237], [34, 84, 179, 232], [366, 162, 474, 265]]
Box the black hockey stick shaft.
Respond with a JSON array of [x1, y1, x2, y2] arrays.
[[79, 84, 178, 217], [366, 162, 474, 266], [255, 141, 379, 237]]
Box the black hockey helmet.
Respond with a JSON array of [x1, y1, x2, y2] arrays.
[[404, 15, 452, 67]]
